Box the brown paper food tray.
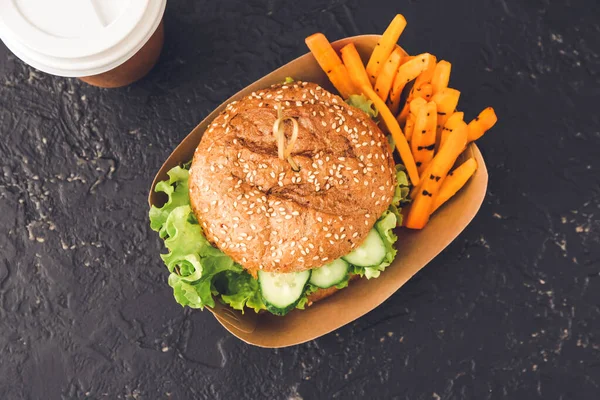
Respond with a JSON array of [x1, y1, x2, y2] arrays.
[[148, 35, 488, 348]]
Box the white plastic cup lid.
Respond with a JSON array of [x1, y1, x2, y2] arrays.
[[0, 0, 167, 77]]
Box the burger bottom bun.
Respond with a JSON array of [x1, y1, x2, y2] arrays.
[[306, 274, 359, 306]]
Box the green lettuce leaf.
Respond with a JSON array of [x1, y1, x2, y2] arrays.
[[346, 94, 379, 119], [149, 158, 412, 314], [149, 166, 191, 238], [149, 165, 262, 311], [161, 205, 245, 309], [295, 284, 319, 310], [217, 271, 265, 313], [354, 165, 411, 279]]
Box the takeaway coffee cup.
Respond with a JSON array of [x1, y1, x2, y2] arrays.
[[0, 0, 167, 88]]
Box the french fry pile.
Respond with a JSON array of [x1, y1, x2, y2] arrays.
[[305, 14, 497, 229]]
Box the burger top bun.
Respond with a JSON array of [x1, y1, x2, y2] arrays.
[[189, 82, 396, 277]]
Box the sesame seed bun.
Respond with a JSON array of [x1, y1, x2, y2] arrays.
[[188, 82, 396, 277]]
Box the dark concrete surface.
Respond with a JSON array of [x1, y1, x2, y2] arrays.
[[0, 1, 599, 399]]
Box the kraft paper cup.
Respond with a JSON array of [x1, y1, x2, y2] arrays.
[[0, 0, 166, 88]]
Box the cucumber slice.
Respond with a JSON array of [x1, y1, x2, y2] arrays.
[[258, 270, 311, 315], [342, 229, 386, 267], [309, 259, 349, 288]]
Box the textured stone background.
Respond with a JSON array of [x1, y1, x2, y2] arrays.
[[0, 1, 599, 399]]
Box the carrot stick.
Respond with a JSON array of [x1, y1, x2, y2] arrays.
[[366, 14, 408, 85], [397, 82, 434, 125], [411, 102, 438, 174], [413, 54, 438, 89], [431, 157, 478, 213], [374, 48, 403, 100], [329, 65, 359, 99], [399, 55, 415, 65], [409, 100, 427, 156], [400, 97, 426, 141], [397, 102, 411, 126], [404, 114, 416, 143], [409, 97, 427, 115], [467, 107, 498, 142], [431, 88, 461, 151], [431, 60, 452, 94], [405, 121, 468, 229], [340, 42, 372, 90], [414, 83, 433, 101], [388, 53, 432, 114], [305, 33, 357, 98], [439, 111, 464, 149], [397, 54, 437, 125], [360, 84, 420, 186]]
